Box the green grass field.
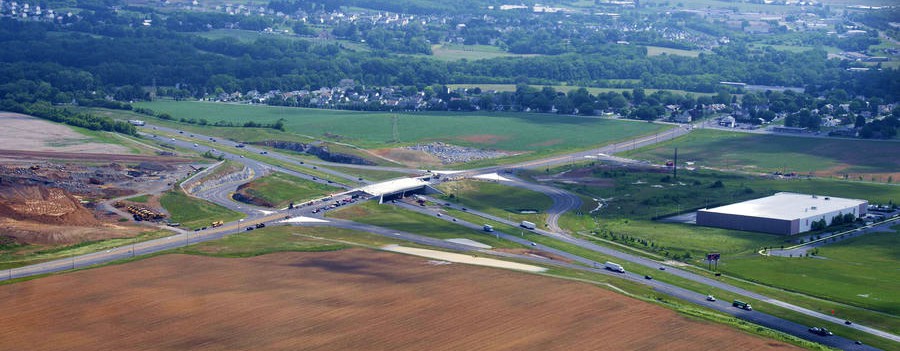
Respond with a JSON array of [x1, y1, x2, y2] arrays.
[[238, 172, 336, 208], [177, 226, 404, 258], [722, 227, 900, 316], [328, 201, 524, 249], [646, 46, 701, 57], [159, 189, 244, 229], [542, 166, 900, 222], [134, 100, 669, 156], [428, 44, 539, 61], [435, 180, 553, 226], [620, 129, 900, 178]]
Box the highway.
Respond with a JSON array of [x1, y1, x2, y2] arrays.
[[4, 121, 898, 349]]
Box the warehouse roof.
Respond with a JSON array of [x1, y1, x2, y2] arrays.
[[698, 192, 866, 221]]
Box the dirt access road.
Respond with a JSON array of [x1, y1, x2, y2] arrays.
[[0, 249, 799, 351]]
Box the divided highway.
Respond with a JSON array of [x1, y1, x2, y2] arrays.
[[4, 121, 897, 350]]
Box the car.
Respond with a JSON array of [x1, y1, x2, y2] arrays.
[[530, 242, 537, 246], [170, 138, 175, 141], [246, 226, 254, 231], [808, 327, 833, 336], [452, 218, 457, 222], [239, 155, 244, 158], [844, 320, 852, 325], [193, 143, 198, 147], [644, 275, 652, 280], [855, 341, 863, 345], [260, 151, 268, 154], [436, 213, 442, 217], [658, 266, 666, 270], [706, 295, 716, 302], [178, 130, 183, 134], [284, 216, 291, 219], [189, 134, 194, 137], [461, 207, 468, 211]]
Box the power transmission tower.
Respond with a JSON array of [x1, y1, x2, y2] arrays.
[[392, 114, 400, 143]]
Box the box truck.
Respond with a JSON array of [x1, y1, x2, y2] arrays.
[[520, 221, 536, 229]]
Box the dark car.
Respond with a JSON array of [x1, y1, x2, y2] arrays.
[[644, 275, 653, 280], [246, 226, 254, 231], [808, 327, 833, 336]]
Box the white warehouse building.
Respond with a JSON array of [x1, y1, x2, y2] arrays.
[[696, 192, 868, 235]]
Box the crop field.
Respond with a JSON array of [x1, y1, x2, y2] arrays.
[[159, 189, 244, 229], [134, 101, 668, 155], [722, 227, 900, 317], [235, 172, 335, 208], [435, 180, 553, 225], [0, 248, 801, 351], [619, 129, 900, 179], [646, 46, 701, 57]]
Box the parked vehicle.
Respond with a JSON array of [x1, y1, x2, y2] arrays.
[[520, 220, 536, 229], [604, 261, 625, 273]]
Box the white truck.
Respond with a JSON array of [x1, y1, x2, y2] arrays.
[[520, 220, 536, 230], [604, 261, 625, 273]]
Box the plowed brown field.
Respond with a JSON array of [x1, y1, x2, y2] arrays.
[[0, 249, 799, 351]]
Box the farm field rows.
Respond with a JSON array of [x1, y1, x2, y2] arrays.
[[0, 248, 802, 351]]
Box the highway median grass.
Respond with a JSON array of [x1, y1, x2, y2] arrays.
[[0, 229, 172, 270], [236, 172, 336, 208], [176, 226, 406, 258], [328, 201, 523, 249], [435, 179, 553, 226], [159, 189, 244, 230]]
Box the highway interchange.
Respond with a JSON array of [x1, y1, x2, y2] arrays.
[[4, 121, 897, 350]]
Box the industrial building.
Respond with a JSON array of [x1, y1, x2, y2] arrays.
[[696, 192, 867, 235]]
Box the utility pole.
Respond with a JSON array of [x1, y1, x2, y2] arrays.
[[391, 114, 400, 143], [673, 147, 678, 180]]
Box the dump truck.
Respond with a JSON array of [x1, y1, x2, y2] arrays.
[[483, 224, 494, 232], [732, 300, 752, 311], [520, 220, 536, 230], [211, 220, 224, 228], [604, 261, 625, 273]]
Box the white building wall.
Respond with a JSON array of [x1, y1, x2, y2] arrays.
[[798, 205, 859, 232]]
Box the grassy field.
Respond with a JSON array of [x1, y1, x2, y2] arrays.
[[125, 194, 150, 203], [134, 100, 668, 156], [540, 166, 900, 221], [176, 226, 405, 258], [429, 44, 539, 61], [723, 226, 900, 316], [646, 46, 701, 57], [159, 189, 244, 230], [328, 202, 524, 249], [237, 172, 336, 208], [324, 165, 412, 182], [0, 230, 171, 270], [435, 180, 553, 225], [619, 129, 900, 179]]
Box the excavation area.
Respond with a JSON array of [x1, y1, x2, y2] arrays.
[[0, 249, 798, 351]]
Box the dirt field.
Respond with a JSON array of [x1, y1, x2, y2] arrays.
[[0, 249, 799, 351], [0, 112, 130, 154]]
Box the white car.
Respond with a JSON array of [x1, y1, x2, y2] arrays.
[[706, 295, 716, 302]]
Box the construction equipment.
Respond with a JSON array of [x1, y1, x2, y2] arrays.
[[211, 220, 224, 228]]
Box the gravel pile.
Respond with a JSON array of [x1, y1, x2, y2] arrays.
[[405, 142, 507, 164]]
